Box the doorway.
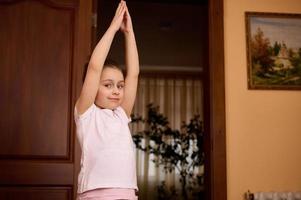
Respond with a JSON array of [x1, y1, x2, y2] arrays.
[[92, 0, 226, 199]]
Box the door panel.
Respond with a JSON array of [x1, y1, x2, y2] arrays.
[[0, 0, 92, 199], [0, 0, 73, 158], [0, 187, 72, 200]]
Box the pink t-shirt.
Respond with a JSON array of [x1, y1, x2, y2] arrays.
[[74, 104, 138, 194]]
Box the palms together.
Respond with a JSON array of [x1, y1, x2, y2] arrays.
[[120, 6, 133, 34], [111, 1, 133, 34]]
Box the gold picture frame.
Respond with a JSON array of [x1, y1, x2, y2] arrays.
[[245, 12, 301, 90]]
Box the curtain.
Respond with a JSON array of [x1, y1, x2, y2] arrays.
[[130, 75, 203, 200]]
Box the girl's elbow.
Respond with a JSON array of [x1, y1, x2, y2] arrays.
[[88, 63, 102, 74]]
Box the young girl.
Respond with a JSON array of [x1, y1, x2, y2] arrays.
[[74, 1, 139, 199]]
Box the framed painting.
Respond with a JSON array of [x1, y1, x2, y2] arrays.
[[245, 12, 301, 90]]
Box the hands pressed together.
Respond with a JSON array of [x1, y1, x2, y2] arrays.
[[110, 0, 133, 34]]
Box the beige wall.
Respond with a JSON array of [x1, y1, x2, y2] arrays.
[[224, 0, 301, 199]]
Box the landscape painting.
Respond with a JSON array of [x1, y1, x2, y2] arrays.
[[245, 12, 301, 89]]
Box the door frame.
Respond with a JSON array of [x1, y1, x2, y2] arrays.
[[205, 0, 227, 199]]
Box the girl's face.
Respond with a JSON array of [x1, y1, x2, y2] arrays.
[[95, 67, 125, 110]]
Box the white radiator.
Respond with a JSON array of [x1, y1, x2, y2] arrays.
[[245, 190, 301, 200]]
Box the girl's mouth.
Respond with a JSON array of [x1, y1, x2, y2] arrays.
[[108, 98, 120, 101]]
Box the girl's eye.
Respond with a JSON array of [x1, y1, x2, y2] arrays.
[[104, 84, 112, 88], [117, 84, 124, 89]]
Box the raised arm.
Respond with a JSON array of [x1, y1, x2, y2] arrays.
[[120, 4, 140, 117], [75, 1, 126, 115]]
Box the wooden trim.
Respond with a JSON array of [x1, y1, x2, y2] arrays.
[[73, 0, 93, 199], [0, 186, 73, 200], [0, 162, 73, 185], [91, 0, 98, 48], [205, 0, 227, 199], [0, 0, 78, 9]]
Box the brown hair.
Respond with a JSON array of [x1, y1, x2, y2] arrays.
[[82, 59, 124, 83]]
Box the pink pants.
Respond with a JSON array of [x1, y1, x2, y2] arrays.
[[77, 188, 138, 200]]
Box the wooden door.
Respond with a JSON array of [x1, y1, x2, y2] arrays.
[[0, 0, 92, 199]]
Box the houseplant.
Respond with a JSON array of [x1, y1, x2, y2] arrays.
[[131, 104, 205, 199]]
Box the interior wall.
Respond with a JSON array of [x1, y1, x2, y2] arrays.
[[224, 0, 301, 199]]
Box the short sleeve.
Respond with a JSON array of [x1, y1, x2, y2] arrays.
[[115, 106, 131, 124], [74, 104, 96, 149], [74, 104, 96, 123]]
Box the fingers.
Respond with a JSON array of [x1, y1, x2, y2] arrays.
[[123, 1, 129, 15], [113, 1, 126, 24], [116, 1, 126, 16], [115, 1, 122, 14], [111, 1, 127, 32], [125, 7, 131, 18], [120, 3, 130, 21]]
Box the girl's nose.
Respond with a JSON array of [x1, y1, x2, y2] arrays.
[[112, 87, 120, 95]]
